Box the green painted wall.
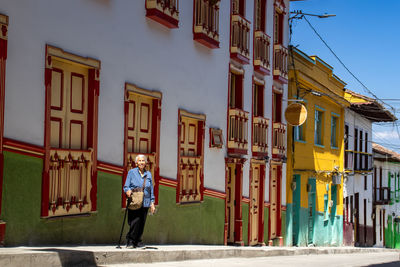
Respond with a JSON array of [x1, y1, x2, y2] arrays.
[[384, 217, 400, 249], [1, 151, 124, 245], [281, 210, 286, 245], [143, 185, 225, 244], [285, 203, 293, 246], [1, 151, 226, 246], [313, 213, 343, 246], [264, 206, 269, 243], [285, 204, 309, 246], [242, 202, 249, 246]]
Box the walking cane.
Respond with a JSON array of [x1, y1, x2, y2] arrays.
[[116, 197, 130, 249]]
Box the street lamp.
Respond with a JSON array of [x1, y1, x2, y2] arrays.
[[290, 10, 336, 21]]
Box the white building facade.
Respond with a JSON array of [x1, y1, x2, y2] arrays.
[[0, 0, 289, 246], [343, 90, 396, 247]]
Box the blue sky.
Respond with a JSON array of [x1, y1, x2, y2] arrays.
[[289, 0, 400, 152]]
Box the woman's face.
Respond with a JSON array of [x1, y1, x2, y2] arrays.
[[136, 157, 146, 171]]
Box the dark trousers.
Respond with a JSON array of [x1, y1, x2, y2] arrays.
[[126, 206, 149, 245]]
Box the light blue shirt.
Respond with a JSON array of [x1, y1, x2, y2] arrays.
[[123, 167, 155, 208]]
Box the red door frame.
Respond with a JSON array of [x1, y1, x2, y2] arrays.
[[224, 157, 246, 246], [248, 160, 266, 245], [268, 162, 282, 241]]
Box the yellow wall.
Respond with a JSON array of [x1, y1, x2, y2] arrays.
[[286, 48, 349, 215]]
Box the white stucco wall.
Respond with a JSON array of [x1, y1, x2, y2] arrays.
[[344, 109, 374, 229], [1, 0, 288, 195]]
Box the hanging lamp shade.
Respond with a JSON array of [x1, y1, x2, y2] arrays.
[[284, 103, 307, 126]]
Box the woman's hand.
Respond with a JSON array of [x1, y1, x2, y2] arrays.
[[126, 190, 132, 198], [150, 202, 156, 214]]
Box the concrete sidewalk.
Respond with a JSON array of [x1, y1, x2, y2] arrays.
[[0, 245, 397, 267]]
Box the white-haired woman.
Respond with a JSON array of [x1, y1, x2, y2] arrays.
[[123, 154, 155, 248]]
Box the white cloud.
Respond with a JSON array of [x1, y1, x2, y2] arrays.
[[374, 131, 400, 140]]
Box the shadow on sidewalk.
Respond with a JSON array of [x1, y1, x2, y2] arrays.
[[34, 248, 98, 267], [364, 261, 400, 267]]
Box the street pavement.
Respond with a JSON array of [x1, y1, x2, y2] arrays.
[[101, 252, 400, 267], [0, 245, 399, 267]]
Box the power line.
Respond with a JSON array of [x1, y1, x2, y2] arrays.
[[302, 16, 397, 115]]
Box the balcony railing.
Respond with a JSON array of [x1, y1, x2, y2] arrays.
[[254, 31, 271, 75], [146, 0, 179, 28], [272, 122, 286, 157], [273, 44, 288, 83], [228, 108, 249, 154], [126, 152, 156, 180], [193, 0, 220, 48], [374, 187, 391, 205], [353, 151, 372, 172], [230, 14, 250, 64], [179, 156, 202, 203], [344, 150, 354, 171], [252, 116, 269, 155], [48, 148, 93, 216]]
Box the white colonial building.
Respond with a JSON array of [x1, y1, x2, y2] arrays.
[[0, 0, 290, 246], [343, 89, 396, 247]]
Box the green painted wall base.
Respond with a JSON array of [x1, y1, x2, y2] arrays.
[[385, 217, 400, 249], [286, 203, 343, 246], [0, 151, 225, 246]]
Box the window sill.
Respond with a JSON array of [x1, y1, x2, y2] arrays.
[[294, 139, 306, 144], [314, 144, 325, 149]]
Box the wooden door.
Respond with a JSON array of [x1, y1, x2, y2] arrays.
[[180, 116, 198, 156], [270, 165, 278, 239], [292, 174, 300, 246], [50, 60, 88, 149], [307, 178, 316, 245], [226, 162, 236, 244], [249, 162, 261, 245], [355, 193, 360, 245], [127, 95, 153, 154]]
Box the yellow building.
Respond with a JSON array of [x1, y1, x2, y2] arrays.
[[286, 47, 349, 246]]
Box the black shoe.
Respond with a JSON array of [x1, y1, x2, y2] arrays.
[[135, 242, 145, 248]]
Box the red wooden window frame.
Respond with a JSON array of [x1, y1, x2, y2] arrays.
[[41, 45, 100, 217], [176, 109, 206, 204], [272, 91, 282, 123], [254, 0, 266, 32], [229, 72, 244, 110], [193, 0, 220, 49], [253, 82, 264, 117], [232, 0, 246, 16]]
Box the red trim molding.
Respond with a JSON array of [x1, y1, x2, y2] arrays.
[[241, 197, 250, 204], [97, 161, 124, 176], [3, 138, 45, 158], [159, 176, 178, 188], [203, 188, 226, 200]]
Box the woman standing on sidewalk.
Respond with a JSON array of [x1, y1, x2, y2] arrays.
[[123, 154, 156, 248]]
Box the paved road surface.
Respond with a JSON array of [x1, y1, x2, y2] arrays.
[[101, 252, 400, 267]]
